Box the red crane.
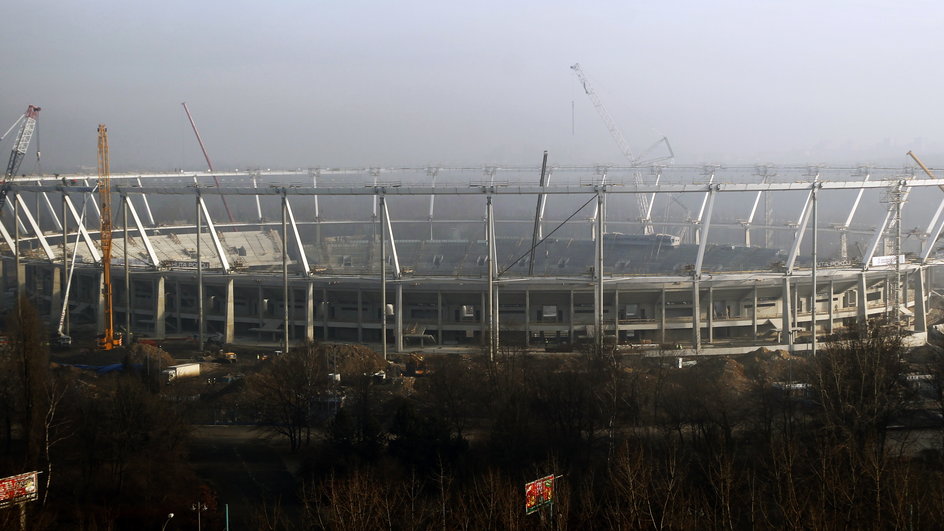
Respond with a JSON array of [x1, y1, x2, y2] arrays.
[[182, 102, 235, 223]]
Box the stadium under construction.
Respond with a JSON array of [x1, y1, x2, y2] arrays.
[[1, 164, 941, 357]]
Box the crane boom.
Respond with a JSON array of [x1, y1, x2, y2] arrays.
[[4, 105, 40, 179], [570, 64, 654, 234], [97, 124, 121, 350], [0, 105, 41, 214], [181, 102, 236, 223]]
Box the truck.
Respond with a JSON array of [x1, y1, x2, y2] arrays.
[[161, 362, 201, 384]]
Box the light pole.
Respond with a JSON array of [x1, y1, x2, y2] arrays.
[[161, 512, 174, 531], [191, 502, 207, 531]]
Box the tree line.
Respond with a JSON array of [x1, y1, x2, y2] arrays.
[[246, 322, 944, 530]]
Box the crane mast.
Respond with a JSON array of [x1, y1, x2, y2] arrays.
[[97, 124, 121, 350], [570, 64, 655, 234], [0, 105, 41, 211]]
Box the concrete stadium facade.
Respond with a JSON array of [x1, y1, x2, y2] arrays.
[[2, 165, 940, 355]]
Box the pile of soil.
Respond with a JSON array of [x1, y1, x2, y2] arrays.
[[318, 343, 387, 377], [124, 343, 176, 368]]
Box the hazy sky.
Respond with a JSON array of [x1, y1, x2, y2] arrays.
[[3, 0, 942, 173]]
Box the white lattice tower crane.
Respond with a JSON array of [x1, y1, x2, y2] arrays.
[[0, 105, 41, 211], [571, 63, 664, 234]]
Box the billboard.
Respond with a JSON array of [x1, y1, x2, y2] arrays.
[[871, 255, 905, 267], [525, 474, 555, 515], [0, 471, 38, 509]]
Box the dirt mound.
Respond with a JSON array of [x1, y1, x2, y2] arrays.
[[125, 343, 176, 367], [319, 344, 387, 376]]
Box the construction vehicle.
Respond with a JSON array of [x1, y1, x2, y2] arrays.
[[404, 353, 427, 376], [95, 125, 122, 350], [0, 105, 41, 212], [162, 362, 201, 384]]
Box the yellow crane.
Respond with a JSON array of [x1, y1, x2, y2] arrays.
[[96, 124, 121, 350]]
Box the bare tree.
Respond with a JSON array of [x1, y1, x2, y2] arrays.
[[248, 343, 332, 451]]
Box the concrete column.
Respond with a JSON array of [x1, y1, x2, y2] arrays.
[[480, 291, 486, 347], [175, 280, 182, 334], [256, 284, 264, 340], [0, 259, 6, 299], [50, 266, 62, 324], [692, 280, 701, 351], [288, 287, 295, 345], [395, 283, 403, 353], [494, 286, 500, 350], [752, 283, 758, 342], [915, 267, 928, 334], [356, 289, 363, 342], [828, 280, 834, 335], [903, 270, 910, 317], [322, 287, 329, 340], [857, 272, 868, 326], [96, 272, 105, 334], [523, 289, 531, 347], [660, 287, 666, 344], [707, 286, 714, 344], [305, 281, 315, 343], [154, 275, 166, 339], [437, 290, 443, 345], [224, 278, 235, 344], [782, 276, 793, 349], [14, 196, 23, 301], [613, 289, 619, 344], [568, 289, 575, 342], [884, 274, 890, 317]]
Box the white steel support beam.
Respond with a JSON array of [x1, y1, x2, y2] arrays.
[[136, 177, 156, 226], [125, 198, 160, 268], [3, 197, 27, 234], [310, 169, 321, 220], [63, 194, 101, 263], [862, 202, 895, 270], [646, 168, 662, 221], [785, 189, 814, 274], [382, 201, 401, 279], [82, 178, 101, 222], [15, 193, 55, 260], [198, 195, 230, 272], [427, 167, 440, 240], [923, 197, 944, 253], [251, 171, 263, 222], [844, 169, 870, 228], [922, 209, 944, 263], [38, 183, 63, 232], [693, 185, 717, 278], [0, 220, 13, 254], [283, 196, 311, 275]]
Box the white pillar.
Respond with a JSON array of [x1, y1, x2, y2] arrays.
[[782, 277, 793, 349], [305, 281, 315, 343], [225, 278, 235, 344], [915, 267, 928, 334], [154, 275, 166, 339]]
